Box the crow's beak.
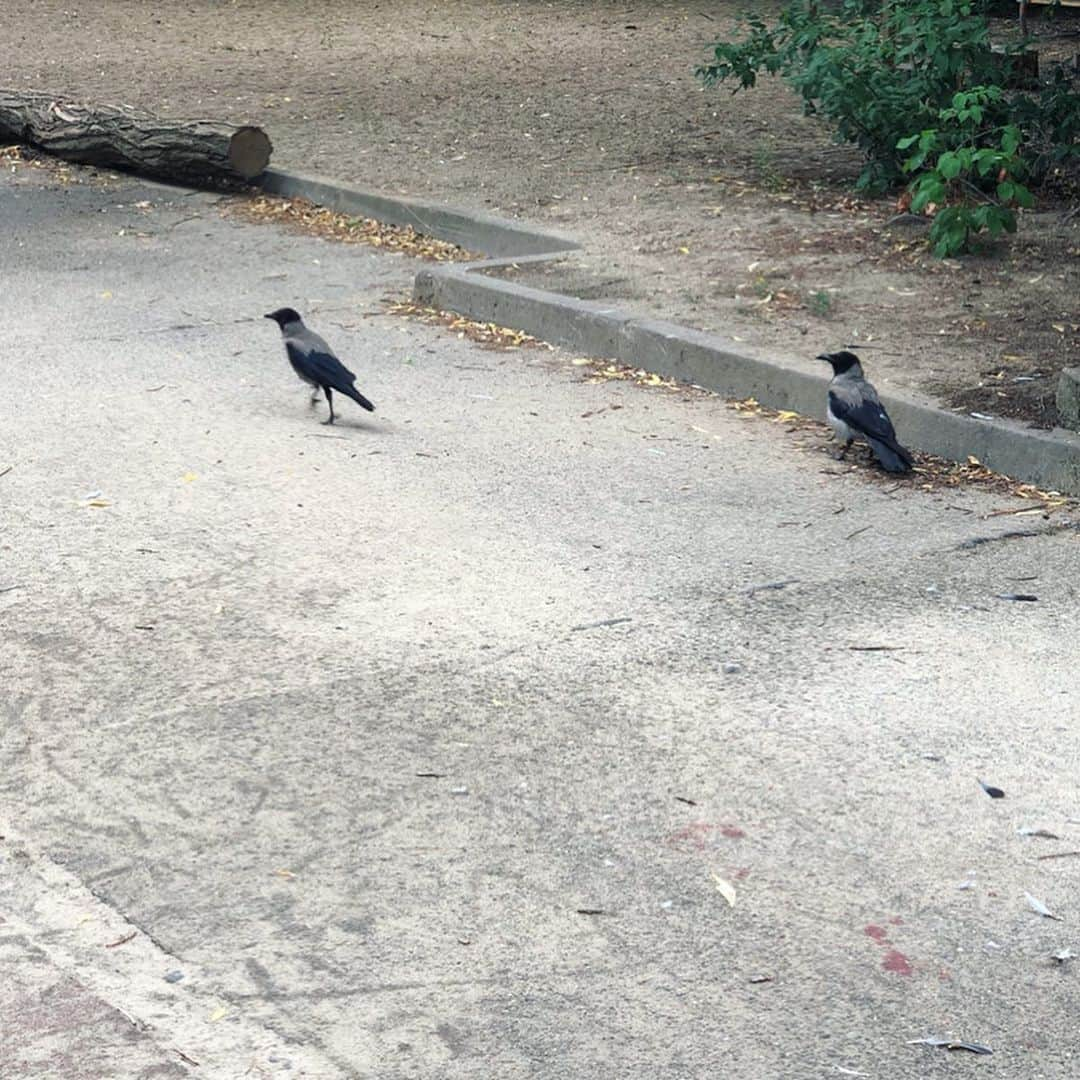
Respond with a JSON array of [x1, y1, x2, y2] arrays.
[[264, 313, 275, 320], [815, 353, 832, 363]]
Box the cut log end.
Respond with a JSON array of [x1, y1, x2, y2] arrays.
[[229, 126, 273, 179]]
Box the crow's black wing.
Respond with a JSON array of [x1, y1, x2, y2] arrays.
[[829, 387, 912, 471], [286, 342, 358, 393], [828, 388, 900, 445]]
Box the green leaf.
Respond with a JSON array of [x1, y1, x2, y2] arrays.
[[996, 180, 1015, 202], [910, 175, 947, 211], [937, 152, 961, 180], [1014, 184, 1035, 210], [902, 150, 927, 173]]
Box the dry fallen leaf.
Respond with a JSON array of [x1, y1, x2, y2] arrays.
[[387, 301, 549, 351], [1026, 892, 1062, 921], [208, 1006, 230, 1022], [226, 196, 476, 262], [712, 871, 737, 908], [908, 1037, 992, 1055]]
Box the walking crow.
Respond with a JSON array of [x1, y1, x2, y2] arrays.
[[817, 351, 913, 473], [265, 307, 375, 425]]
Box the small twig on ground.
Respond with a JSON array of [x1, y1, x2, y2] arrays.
[[842, 343, 906, 356], [742, 578, 799, 596], [167, 214, 202, 231], [957, 527, 1053, 550], [845, 525, 872, 540], [105, 930, 137, 948], [0, 465, 12, 479], [885, 212, 930, 228], [1038, 850, 1080, 861], [571, 616, 633, 631]]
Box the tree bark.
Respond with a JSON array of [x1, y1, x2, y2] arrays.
[[0, 90, 271, 183]]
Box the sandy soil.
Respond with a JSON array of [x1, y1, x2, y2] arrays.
[[5, 0, 1079, 427]]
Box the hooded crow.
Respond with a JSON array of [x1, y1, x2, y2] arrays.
[[265, 307, 375, 424], [817, 351, 913, 473]]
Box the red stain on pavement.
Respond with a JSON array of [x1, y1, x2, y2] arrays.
[[666, 822, 748, 852], [733, 867, 751, 880], [888, 915, 904, 926], [882, 949, 913, 976], [863, 925, 889, 944], [666, 822, 716, 851]]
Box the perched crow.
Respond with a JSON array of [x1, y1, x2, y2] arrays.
[[817, 350, 913, 473], [265, 307, 375, 425]]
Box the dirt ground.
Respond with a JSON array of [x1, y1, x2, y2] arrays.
[[5, 0, 1080, 428]]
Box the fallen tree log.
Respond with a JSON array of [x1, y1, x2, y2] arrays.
[[0, 90, 272, 183]]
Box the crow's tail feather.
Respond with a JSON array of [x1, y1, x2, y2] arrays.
[[868, 437, 913, 473], [345, 385, 375, 412]]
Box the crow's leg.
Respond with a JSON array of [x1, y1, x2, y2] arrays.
[[309, 385, 321, 406], [833, 438, 854, 461], [322, 386, 336, 425]]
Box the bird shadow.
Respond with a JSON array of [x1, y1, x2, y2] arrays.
[[301, 418, 384, 437]]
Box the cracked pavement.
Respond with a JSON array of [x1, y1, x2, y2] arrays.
[[2, 165, 1080, 1078]]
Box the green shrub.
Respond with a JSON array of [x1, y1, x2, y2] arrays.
[[699, 1, 1080, 255], [699, 1, 1080, 184], [698, 0, 1015, 192], [899, 87, 1035, 255]]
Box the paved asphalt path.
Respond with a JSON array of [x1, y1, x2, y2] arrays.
[[2, 165, 1079, 1078]]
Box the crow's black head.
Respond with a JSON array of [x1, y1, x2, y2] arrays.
[[816, 350, 862, 375], [265, 307, 302, 327]]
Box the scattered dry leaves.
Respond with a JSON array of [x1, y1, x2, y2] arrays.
[[386, 296, 1075, 509], [729, 396, 1074, 509], [226, 195, 476, 261], [0, 143, 120, 187], [570, 358, 680, 389], [385, 300, 550, 350]]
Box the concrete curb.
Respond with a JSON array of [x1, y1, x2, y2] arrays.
[[415, 264, 1080, 494], [258, 168, 580, 258], [257, 169, 1080, 496]]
